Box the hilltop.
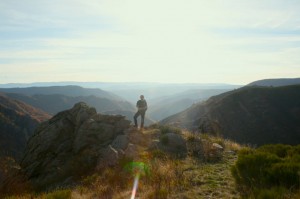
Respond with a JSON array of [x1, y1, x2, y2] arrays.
[[1, 102, 240, 198], [247, 77, 300, 87]]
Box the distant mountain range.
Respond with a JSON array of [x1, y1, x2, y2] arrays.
[[247, 77, 300, 87], [0, 84, 240, 123], [0, 85, 134, 111], [0, 82, 241, 90], [161, 85, 300, 145], [0, 93, 50, 159], [0, 85, 121, 100], [103, 83, 240, 102], [5, 93, 135, 116], [0, 82, 240, 102]]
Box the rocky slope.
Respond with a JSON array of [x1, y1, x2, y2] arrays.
[[161, 85, 300, 145], [20, 102, 129, 190], [19, 102, 189, 191], [0, 93, 50, 160]]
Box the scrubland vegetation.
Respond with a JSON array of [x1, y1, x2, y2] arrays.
[[232, 144, 300, 198], [1, 127, 300, 199]]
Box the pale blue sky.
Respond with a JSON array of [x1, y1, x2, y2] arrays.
[[1, 0, 300, 84]]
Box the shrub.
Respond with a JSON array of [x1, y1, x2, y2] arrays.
[[251, 187, 288, 199], [269, 162, 300, 187], [231, 150, 281, 187], [257, 144, 292, 158], [232, 144, 300, 197], [160, 134, 169, 145]]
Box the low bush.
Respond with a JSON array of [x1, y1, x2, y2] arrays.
[[251, 187, 289, 199], [159, 134, 169, 145], [232, 144, 300, 198]]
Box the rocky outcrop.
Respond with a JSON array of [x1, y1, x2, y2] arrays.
[[19, 102, 205, 191], [156, 133, 187, 157], [20, 102, 131, 191]]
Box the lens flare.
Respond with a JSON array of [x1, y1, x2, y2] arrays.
[[130, 173, 140, 199], [125, 161, 149, 199]]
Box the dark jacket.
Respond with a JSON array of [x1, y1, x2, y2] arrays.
[[136, 99, 147, 111]]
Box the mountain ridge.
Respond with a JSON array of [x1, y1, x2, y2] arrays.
[[247, 77, 300, 87], [0, 85, 121, 100], [161, 85, 300, 145]]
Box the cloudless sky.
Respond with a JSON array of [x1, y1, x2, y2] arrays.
[[1, 0, 300, 84]]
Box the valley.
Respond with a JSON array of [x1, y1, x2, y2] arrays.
[[1, 78, 300, 198]]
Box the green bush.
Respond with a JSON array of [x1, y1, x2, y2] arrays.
[[160, 134, 169, 145], [232, 144, 300, 197], [257, 144, 292, 158], [269, 162, 300, 187], [251, 187, 288, 199], [231, 150, 281, 187]]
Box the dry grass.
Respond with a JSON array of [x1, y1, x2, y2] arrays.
[[3, 129, 243, 199], [71, 130, 242, 199]]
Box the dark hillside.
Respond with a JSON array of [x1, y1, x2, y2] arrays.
[[161, 85, 300, 145], [0, 94, 50, 159]]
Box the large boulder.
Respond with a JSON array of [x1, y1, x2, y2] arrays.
[[157, 133, 187, 157], [20, 102, 131, 191]]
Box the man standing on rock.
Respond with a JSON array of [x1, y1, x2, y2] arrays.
[[134, 95, 147, 129]]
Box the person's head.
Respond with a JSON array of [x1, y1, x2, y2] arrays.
[[140, 95, 144, 100]]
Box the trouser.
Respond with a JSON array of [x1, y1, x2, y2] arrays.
[[134, 110, 146, 128]]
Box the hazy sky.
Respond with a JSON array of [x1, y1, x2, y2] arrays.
[[1, 0, 300, 84]]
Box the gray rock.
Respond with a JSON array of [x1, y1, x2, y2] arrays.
[[158, 133, 187, 157], [97, 145, 119, 169], [20, 102, 131, 191], [111, 135, 129, 150], [212, 143, 223, 150], [211, 143, 224, 159]]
